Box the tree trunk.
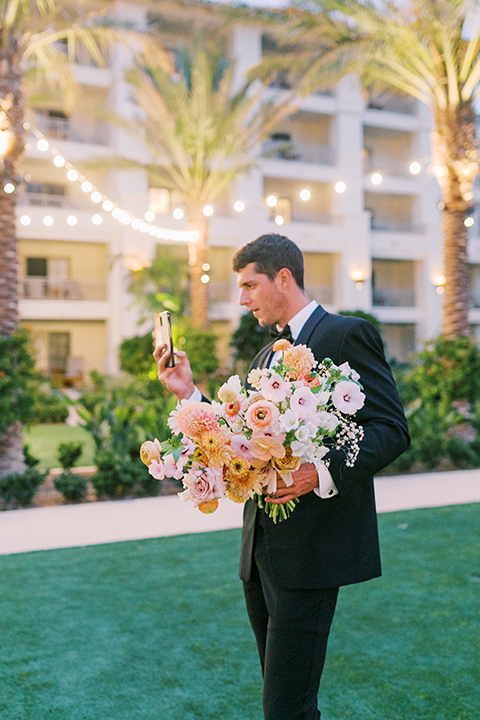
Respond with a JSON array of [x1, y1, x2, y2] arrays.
[[432, 102, 479, 338], [186, 204, 210, 330], [0, 40, 27, 477]]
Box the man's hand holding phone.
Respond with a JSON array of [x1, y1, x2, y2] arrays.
[[153, 312, 195, 401]]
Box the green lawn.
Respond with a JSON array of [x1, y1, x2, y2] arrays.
[[0, 504, 478, 720], [23, 424, 96, 470]]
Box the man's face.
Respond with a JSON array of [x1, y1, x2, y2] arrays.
[[236, 263, 289, 328]]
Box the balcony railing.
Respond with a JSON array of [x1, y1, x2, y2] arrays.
[[34, 113, 110, 145], [290, 211, 340, 225], [372, 287, 416, 307], [263, 140, 335, 165], [364, 157, 413, 177], [367, 92, 416, 115], [371, 219, 424, 234], [20, 277, 106, 301], [22, 192, 69, 208]]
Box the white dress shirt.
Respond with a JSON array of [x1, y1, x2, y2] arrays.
[[188, 301, 339, 499]]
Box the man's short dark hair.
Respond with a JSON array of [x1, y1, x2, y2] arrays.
[[232, 234, 305, 289]]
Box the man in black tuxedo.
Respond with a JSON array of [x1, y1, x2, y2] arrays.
[[154, 233, 409, 720]]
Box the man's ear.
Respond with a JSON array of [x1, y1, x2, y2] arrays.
[[276, 268, 293, 287]]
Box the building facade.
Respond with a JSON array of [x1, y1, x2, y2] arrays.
[[15, 0, 480, 385]]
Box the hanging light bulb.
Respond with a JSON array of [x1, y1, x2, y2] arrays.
[[53, 155, 66, 168], [67, 169, 79, 182], [67, 215, 78, 226]]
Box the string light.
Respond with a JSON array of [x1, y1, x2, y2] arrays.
[[234, 200, 245, 212], [22, 126, 197, 243], [370, 172, 383, 186], [266, 194, 278, 208], [335, 181, 346, 193], [203, 204, 214, 216], [3, 183, 15, 194], [409, 161, 421, 175], [465, 216, 475, 228], [299, 188, 311, 201]]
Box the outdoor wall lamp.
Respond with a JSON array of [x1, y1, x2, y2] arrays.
[[433, 273, 446, 295], [351, 269, 365, 290]]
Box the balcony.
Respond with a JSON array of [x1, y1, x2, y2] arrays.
[[365, 156, 414, 178], [367, 91, 416, 115], [262, 140, 334, 165], [371, 219, 424, 234], [22, 191, 69, 208], [19, 277, 107, 301], [372, 287, 416, 307], [306, 283, 334, 305], [34, 113, 110, 145]]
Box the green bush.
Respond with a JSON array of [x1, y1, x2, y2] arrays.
[[91, 449, 138, 499], [0, 330, 37, 438], [33, 389, 70, 424], [0, 467, 46, 508], [230, 311, 270, 373], [388, 335, 480, 473], [53, 471, 89, 504], [119, 333, 154, 376], [57, 441, 84, 470], [338, 309, 382, 331]]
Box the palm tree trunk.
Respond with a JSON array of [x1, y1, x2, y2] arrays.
[[432, 102, 478, 338], [0, 41, 27, 477], [187, 204, 210, 330]]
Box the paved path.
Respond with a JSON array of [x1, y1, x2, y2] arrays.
[[1, 469, 479, 556]]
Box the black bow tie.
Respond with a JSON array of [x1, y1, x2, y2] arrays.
[[269, 324, 293, 342]]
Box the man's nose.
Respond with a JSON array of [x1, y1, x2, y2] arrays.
[[238, 290, 248, 306]]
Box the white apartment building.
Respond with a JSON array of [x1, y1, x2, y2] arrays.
[[15, 0, 480, 385]]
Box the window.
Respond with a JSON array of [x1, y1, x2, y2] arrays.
[[48, 332, 70, 373], [26, 257, 47, 277]]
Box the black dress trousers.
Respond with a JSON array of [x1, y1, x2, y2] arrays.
[[243, 515, 339, 720]]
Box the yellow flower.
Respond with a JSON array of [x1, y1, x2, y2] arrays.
[[140, 439, 161, 466], [225, 459, 263, 503], [218, 386, 239, 404], [271, 447, 302, 474], [199, 427, 235, 469], [198, 499, 219, 514], [272, 338, 292, 353]]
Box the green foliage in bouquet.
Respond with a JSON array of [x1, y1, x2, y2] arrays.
[[389, 335, 480, 472], [0, 330, 37, 437]]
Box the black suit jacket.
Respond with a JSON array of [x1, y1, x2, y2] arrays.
[[239, 306, 410, 590]]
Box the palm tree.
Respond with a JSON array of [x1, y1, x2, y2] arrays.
[[125, 36, 294, 329], [0, 0, 162, 477], [262, 0, 480, 338]]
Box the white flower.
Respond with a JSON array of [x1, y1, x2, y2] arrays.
[[314, 390, 330, 407], [317, 411, 340, 432], [331, 381, 365, 415], [295, 424, 314, 442], [290, 438, 313, 458], [247, 368, 263, 390], [338, 361, 360, 382], [290, 386, 318, 419], [314, 445, 329, 461], [278, 408, 301, 433], [260, 371, 291, 403]]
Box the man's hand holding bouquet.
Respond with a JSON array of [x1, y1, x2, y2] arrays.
[[140, 339, 365, 523]]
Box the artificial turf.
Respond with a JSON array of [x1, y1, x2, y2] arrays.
[[0, 503, 478, 720]]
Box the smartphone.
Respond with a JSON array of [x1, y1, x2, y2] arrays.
[[154, 311, 175, 367]]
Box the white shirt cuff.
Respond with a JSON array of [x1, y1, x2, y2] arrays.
[[187, 386, 203, 403], [312, 460, 339, 499]]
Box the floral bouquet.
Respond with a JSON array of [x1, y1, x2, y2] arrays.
[[140, 339, 365, 523]]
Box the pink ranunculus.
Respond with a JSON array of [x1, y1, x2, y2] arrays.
[[182, 466, 226, 508], [260, 372, 291, 403], [230, 434, 258, 464], [148, 459, 166, 480], [331, 381, 365, 415], [245, 399, 280, 433]]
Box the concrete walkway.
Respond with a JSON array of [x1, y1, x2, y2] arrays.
[[1, 469, 479, 556]]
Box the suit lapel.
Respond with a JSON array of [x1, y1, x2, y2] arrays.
[[295, 305, 327, 346]]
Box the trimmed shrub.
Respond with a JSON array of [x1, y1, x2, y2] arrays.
[[0, 468, 46, 508], [53, 471, 88, 504]]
